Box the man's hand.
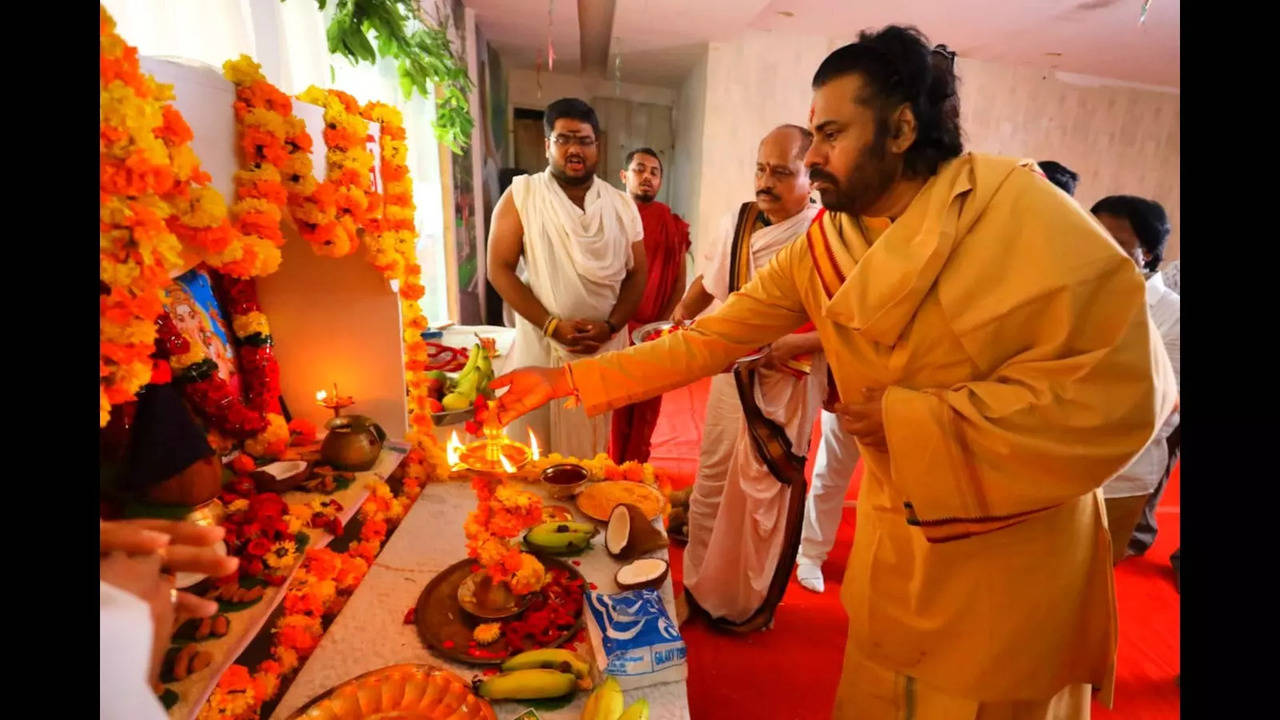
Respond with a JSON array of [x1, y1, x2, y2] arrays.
[[490, 367, 575, 425], [671, 302, 692, 325], [831, 387, 887, 451], [101, 551, 176, 686], [101, 519, 235, 622], [751, 334, 810, 372], [571, 319, 612, 345]]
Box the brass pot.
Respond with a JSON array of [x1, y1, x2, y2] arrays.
[[320, 415, 386, 471], [143, 455, 223, 507]]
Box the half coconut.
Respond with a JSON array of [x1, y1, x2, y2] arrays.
[[606, 503, 669, 561], [616, 557, 670, 591]]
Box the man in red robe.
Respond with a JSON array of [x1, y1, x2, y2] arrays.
[[609, 148, 690, 463]]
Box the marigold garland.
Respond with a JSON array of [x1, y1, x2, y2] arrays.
[[463, 474, 545, 593], [200, 476, 423, 720], [295, 87, 381, 257], [223, 57, 350, 263], [101, 8, 275, 427]]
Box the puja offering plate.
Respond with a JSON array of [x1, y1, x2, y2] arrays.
[[429, 407, 474, 427], [631, 320, 685, 345], [416, 558, 586, 666], [285, 663, 496, 720], [576, 481, 666, 523]]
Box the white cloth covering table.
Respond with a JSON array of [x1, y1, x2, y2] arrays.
[[270, 478, 690, 720]]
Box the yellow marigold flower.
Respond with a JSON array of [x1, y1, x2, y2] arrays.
[[227, 499, 251, 514], [233, 311, 270, 338], [101, 388, 112, 427], [177, 186, 229, 228], [222, 55, 265, 86], [473, 623, 502, 645], [100, 260, 140, 288], [244, 107, 287, 136], [169, 344, 208, 370], [264, 539, 297, 569]]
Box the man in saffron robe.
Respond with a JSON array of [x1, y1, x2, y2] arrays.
[[609, 147, 690, 464], [493, 27, 1177, 719]]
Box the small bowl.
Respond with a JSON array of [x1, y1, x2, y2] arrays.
[[540, 463, 590, 500]]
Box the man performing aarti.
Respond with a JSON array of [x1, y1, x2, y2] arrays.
[[487, 98, 648, 459], [609, 147, 690, 464], [492, 25, 1177, 719]]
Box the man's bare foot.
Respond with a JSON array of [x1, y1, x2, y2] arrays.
[[675, 591, 690, 626]]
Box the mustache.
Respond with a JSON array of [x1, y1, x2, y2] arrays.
[[808, 167, 839, 186], [755, 189, 780, 201]]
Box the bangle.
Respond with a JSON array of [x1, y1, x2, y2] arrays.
[[543, 316, 560, 338]]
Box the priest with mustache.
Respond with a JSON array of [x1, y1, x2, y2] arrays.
[[491, 27, 1176, 719]]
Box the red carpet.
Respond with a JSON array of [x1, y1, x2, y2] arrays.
[[647, 378, 1180, 719]]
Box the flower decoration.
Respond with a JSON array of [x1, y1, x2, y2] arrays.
[[296, 86, 380, 257]]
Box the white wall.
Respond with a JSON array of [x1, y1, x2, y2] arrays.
[[669, 47, 708, 273], [678, 29, 1181, 265]]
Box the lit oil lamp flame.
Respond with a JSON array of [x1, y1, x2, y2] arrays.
[[316, 390, 328, 402], [499, 453, 517, 474], [447, 430, 463, 467], [528, 430, 540, 461]]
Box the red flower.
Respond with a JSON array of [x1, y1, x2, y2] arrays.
[[265, 573, 287, 587], [247, 538, 272, 557], [244, 557, 264, 576], [402, 607, 416, 624], [230, 476, 256, 496], [230, 454, 256, 474], [326, 517, 344, 537]]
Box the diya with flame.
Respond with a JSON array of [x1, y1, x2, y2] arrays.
[[446, 401, 540, 474]]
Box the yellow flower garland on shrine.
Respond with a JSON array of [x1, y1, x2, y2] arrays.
[[357, 100, 448, 485], [295, 87, 381, 258], [101, 8, 276, 426]]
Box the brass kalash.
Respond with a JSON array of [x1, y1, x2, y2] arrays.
[[446, 401, 542, 619]]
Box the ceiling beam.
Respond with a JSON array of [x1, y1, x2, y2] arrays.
[[577, 0, 617, 77]]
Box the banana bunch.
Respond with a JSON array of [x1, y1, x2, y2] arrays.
[[524, 521, 598, 555], [476, 649, 593, 701], [581, 676, 649, 720], [441, 343, 493, 412]]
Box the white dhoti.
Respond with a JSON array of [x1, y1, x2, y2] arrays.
[[506, 169, 642, 458], [684, 359, 827, 622], [798, 409, 862, 568], [682, 202, 824, 623]]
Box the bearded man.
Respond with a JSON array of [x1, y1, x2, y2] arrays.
[[492, 27, 1175, 719]]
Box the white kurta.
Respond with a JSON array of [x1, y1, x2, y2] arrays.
[[101, 580, 168, 720], [507, 169, 643, 458], [684, 203, 827, 622], [1104, 272, 1180, 498]]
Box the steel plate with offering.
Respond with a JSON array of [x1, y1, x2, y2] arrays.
[[631, 320, 686, 345]]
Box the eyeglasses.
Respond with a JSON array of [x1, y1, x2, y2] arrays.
[[551, 134, 597, 148]]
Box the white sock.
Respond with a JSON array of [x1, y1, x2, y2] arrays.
[[796, 563, 825, 593]]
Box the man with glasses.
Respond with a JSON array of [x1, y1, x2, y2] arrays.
[[487, 98, 648, 458]]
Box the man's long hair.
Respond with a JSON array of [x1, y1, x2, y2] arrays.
[[812, 26, 963, 179]]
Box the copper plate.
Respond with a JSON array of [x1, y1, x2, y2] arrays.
[[415, 557, 585, 666], [285, 663, 495, 719]]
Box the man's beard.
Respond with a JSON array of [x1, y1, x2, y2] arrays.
[[632, 189, 656, 203], [810, 137, 900, 216], [549, 157, 596, 187]]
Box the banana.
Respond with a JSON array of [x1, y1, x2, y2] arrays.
[[525, 522, 596, 554], [580, 676, 623, 720], [502, 648, 592, 682], [618, 699, 650, 720], [455, 344, 482, 380], [441, 392, 472, 412], [477, 668, 576, 701]]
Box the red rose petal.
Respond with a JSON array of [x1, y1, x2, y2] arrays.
[[588, 582, 598, 590], [571, 560, 581, 566], [403, 607, 416, 624], [442, 640, 454, 649]]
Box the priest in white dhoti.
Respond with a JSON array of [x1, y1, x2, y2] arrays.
[[487, 98, 648, 458], [668, 125, 824, 630]]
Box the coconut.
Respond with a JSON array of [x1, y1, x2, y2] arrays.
[[250, 460, 311, 493], [616, 558, 670, 591], [606, 503, 669, 560]]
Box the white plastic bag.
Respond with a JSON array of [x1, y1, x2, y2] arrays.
[[584, 588, 688, 691]]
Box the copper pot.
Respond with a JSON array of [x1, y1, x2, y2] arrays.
[[320, 415, 386, 471]]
